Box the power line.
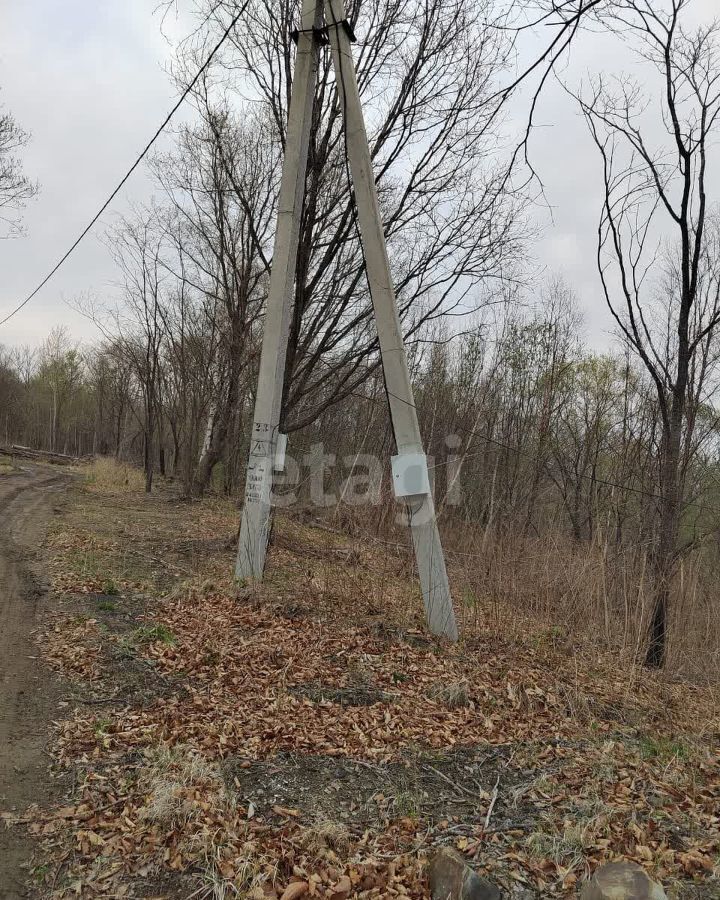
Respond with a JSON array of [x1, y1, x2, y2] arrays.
[[297, 8, 717, 521], [10, 1, 713, 524], [0, 4, 248, 329], [387, 385, 720, 517], [310, 354, 720, 518]]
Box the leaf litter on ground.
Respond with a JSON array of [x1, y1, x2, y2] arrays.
[[18, 470, 720, 898]]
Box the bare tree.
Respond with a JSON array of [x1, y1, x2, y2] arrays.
[[87, 342, 135, 458], [38, 327, 83, 453], [181, 0, 526, 431], [577, 0, 720, 666], [152, 99, 275, 494], [0, 92, 37, 236], [109, 213, 167, 493]]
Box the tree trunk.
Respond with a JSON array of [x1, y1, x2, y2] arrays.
[[114, 401, 124, 460], [144, 401, 155, 494], [193, 351, 242, 496], [144, 447, 154, 493], [51, 390, 59, 452], [170, 424, 181, 477], [645, 419, 682, 668], [194, 399, 230, 496]]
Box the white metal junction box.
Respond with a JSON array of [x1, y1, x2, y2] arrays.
[[391, 452, 431, 499], [273, 433, 288, 472]]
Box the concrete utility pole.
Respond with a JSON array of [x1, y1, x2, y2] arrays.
[[235, 0, 321, 580], [236, 0, 458, 641]]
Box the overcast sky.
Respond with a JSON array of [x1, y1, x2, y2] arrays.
[[0, 0, 716, 352], [0, 1, 189, 347]]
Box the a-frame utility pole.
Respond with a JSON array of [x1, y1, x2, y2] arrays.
[[234, 0, 321, 585], [236, 0, 458, 642]]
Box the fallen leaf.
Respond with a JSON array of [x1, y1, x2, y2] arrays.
[[280, 881, 308, 900]]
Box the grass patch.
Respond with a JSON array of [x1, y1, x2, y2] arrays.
[[96, 599, 118, 612], [115, 623, 176, 659], [85, 457, 145, 493], [133, 623, 176, 646], [116, 637, 136, 659], [298, 821, 352, 860], [30, 863, 51, 882], [426, 680, 470, 709], [392, 790, 421, 819], [66, 548, 105, 578], [639, 735, 690, 761], [526, 822, 592, 869]]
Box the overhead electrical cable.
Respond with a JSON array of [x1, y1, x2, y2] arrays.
[[0, 4, 248, 328]]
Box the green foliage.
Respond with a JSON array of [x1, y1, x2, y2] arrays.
[[94, 717, 111, 736], [96, 599, 117, 612], [30, 863, 51, 881], [638, 735, 689, 761], [391, 789, 420, 819], [132, 623, 176, 646]]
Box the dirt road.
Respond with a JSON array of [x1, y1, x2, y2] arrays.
[[0, 465, 69, 899]]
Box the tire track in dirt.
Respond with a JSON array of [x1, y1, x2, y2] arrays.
[[0, 465, 71, 899]]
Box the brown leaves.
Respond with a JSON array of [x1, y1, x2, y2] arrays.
[[328, 874, 352, 898], [32, 482, 720, 898], [41, 616, 102, 679], [280, 881, 309, 899]]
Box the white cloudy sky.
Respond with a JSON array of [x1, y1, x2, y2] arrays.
[[0, 1, 191, 347], [0, 0, 717, 351]]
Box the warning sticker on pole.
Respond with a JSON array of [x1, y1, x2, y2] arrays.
[[245, 458, 270, 504]]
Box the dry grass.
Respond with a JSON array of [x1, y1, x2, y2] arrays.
[[137, 746, 277, 898], [72, 458, 720, 682], [84, 456, 146, 494], [34, 468, 720, 898], [426, 680, 471, 709], [384, 512, 719, 682], [139, 745, 227, 826], [311, 495, 720, 681], [297, 822, 352, 861]]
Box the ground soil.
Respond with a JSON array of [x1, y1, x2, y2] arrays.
[[0, 465, 71, 898], [1, 462, 718, 898], [222, 744, 537, 832]]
